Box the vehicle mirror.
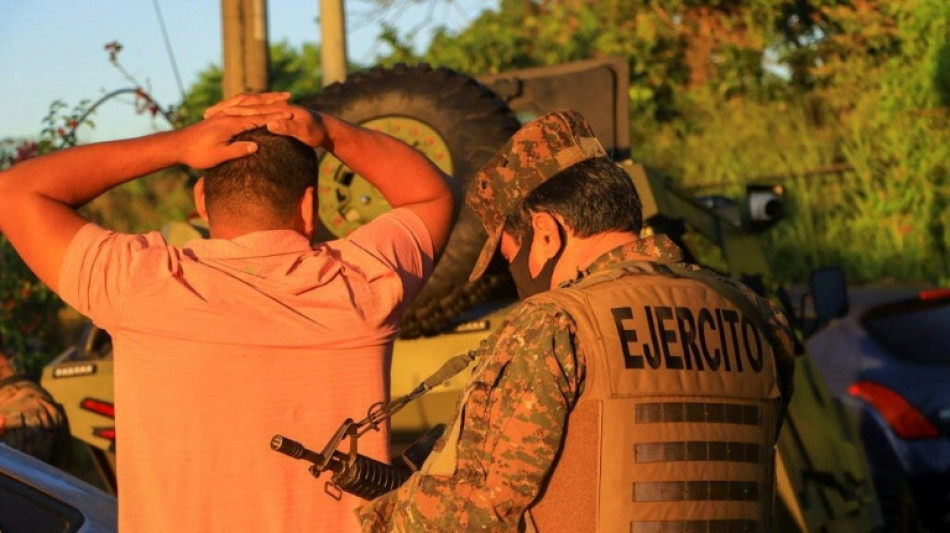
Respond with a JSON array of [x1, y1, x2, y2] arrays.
[[810, 267, 849, 329]]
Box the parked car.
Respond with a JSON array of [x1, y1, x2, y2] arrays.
[[0, 443, 116, 533], [806, 277, 950, 532]]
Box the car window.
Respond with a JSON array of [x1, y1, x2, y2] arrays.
[[861, 298, 950, 365]]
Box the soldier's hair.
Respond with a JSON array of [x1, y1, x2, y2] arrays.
[[202, 127, 316, 225], [504, 157, 643, 243]]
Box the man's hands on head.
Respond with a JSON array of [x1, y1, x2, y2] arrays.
[[205, 91, 458, 259], [0, 89, 457, 293], [202, 92, 328, 150], [176, 98, 297, 169]]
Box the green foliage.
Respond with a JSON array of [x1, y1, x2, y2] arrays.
[[179, 41, 325, 124], [817, 0, 950, 284], [178, 64, 223, 125], [0, 236, 62, 380], [271, 41, 324, 96], [80, 169, 195, 234], [374, 24, 424, 67]]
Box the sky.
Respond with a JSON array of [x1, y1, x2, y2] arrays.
[[0, 0, 493, 144]]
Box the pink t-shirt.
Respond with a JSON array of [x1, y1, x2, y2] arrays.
[[58, 209, 434, 533]]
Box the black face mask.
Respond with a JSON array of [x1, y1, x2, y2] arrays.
[[508, 223, 566, 300]]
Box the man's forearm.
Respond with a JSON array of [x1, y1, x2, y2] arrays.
[[318, 112, 458, 211], [317, 111, 459, 254], [0, 131, 181, 209]]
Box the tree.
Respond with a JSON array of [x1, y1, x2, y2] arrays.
[[791, 0, 950, 282]]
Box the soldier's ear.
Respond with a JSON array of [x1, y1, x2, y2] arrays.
[[530, 212, 564, 259]]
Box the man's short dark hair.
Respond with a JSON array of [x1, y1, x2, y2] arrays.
[[202, 127, 317, 223], [504, 157, 643, 243]]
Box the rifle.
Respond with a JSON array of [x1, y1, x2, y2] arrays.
[[271, 350, 475, 500]]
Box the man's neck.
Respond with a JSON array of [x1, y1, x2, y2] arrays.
[[207, 213, 306, 240]]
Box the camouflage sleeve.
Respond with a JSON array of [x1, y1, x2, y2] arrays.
[[359, 301, 585, 532], [756, 294, 796, 412]]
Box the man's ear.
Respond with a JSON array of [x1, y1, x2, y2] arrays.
[[194, 177, 209, 222], [530, 212, 565, 259], [300, 186, 315, 238]]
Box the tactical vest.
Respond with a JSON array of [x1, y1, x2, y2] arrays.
[[526, 262, 782, 533]]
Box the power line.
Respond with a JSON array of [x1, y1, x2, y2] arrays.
[[152, 0, 186, 101]]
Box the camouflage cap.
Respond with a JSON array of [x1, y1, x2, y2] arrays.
[[465, 109, 607, 282]]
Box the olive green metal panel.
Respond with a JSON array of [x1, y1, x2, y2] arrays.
[[477, 57, 630, 159], [623, 160, 772, 279]]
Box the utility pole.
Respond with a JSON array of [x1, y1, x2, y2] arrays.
[[221, 0, 270, 98], [319, 0, 348, 86]]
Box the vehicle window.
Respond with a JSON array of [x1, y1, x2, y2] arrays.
[[1, 472, 85, 533], [861, 298, 950, 365]]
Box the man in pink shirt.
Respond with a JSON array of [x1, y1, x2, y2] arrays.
[[0, 93, 458, 532]]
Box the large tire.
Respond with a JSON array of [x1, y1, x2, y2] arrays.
[[302, 64, 520, 338]]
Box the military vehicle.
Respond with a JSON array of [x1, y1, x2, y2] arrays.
[[41, 57, 886, 531]]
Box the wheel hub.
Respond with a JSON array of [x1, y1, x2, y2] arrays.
[[317, 117, 453, 238]]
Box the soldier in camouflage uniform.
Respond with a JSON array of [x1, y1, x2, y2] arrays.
[[0, 333, 70, 466], [359, 110, 795, 532]]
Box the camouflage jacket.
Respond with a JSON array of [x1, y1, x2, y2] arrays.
[[358, 235, 794, 532], [0, 375, 70, 465]]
